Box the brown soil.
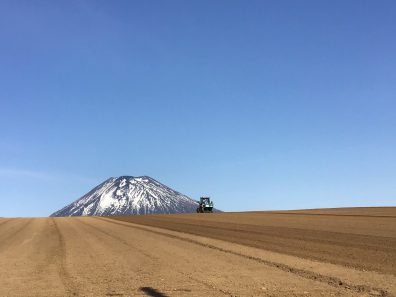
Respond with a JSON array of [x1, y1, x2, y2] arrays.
[[112, 207, 396, 275], [0, 207, 395, 296]]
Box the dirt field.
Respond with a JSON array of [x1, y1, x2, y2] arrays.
[[0, 208, 395, 296]]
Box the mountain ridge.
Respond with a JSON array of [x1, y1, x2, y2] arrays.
[[50, 176, 200, 217]]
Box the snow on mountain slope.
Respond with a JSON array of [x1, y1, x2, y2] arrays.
[[50, 176, 200, 216]]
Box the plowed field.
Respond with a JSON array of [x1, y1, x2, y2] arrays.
[[0, 207, 395, 296]]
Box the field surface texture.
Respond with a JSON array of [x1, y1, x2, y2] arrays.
[[0, 208, 395, 297]]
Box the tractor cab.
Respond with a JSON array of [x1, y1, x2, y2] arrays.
[[197, 196, 214, 213]]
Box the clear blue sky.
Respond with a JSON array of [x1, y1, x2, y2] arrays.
[[0, 0, 395, 217]]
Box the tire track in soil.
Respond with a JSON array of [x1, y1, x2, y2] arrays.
[[0, 219, 33, 251], [83, 218, 232, 297], [52, 218, 80, 297], [76, 218, 158, 261], [184, 273, 233, 297], [100, 217, 390, 297], [0, 219, 12, 228]]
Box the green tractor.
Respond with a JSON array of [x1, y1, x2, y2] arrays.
[[196, 197, 214, 213]]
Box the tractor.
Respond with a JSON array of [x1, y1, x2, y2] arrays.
[[196, 197, 214, 213]]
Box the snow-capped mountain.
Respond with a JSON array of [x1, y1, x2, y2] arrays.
[[50, 176, 200, 217]]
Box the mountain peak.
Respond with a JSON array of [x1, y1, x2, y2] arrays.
[[113, 175, 150, 179], [51, 176, 199, 217]]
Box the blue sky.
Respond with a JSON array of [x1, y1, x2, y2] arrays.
[[0, 0, 395, 217]]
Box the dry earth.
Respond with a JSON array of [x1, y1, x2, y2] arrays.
[[0, 207, 395, 297]]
